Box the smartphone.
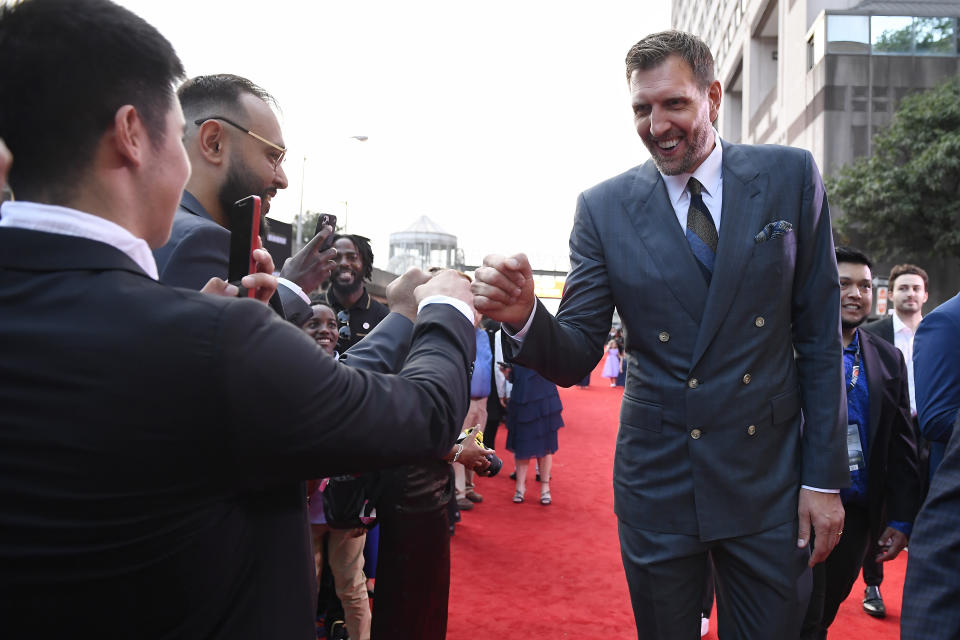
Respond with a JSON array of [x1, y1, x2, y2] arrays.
[[227, 195, 262, 296], [315, 213, 338, 251]]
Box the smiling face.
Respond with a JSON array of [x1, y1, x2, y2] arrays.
[[629, 55, 721, 176], [331, 237, 364, 295], [890, 273, 928, 317], [839, 261, 873, 330], [302, 304, 338, 356]]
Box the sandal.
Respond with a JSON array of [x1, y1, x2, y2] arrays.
[[540, 489, 552, 506], [512, 489, 525, 503]]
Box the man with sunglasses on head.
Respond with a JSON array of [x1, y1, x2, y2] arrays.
[[153, 74, 333, 325]]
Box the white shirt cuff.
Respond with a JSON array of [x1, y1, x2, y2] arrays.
[[417, 295, 473, 324], [801, 485, 840, 493], [502, 304, 537, 343], [276, 277, 311, 305]]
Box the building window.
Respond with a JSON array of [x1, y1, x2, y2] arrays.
[[827, 15, 870, 54], [915, 17, 954, 55], [872, 16, 914, 53]]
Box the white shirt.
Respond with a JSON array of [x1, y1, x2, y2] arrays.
[[892, 313, 919, 416], [0, 201, 159, 279], [660, 129, 723, 234]]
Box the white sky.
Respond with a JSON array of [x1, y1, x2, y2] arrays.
[[116, 0, 672, 270]]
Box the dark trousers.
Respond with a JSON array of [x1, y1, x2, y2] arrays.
[[371, 507, 450, 640], [860, 542, 883, 587], [801, 503, 872, 640], [618, 519, 810, 639]]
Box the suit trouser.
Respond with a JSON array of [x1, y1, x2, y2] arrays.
[[801, 503, 871, 640], [371, 507, 450, 640], [618, 518, 811, 640]]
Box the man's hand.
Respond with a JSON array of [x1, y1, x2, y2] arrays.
[[455, 430, 493, 473], [199, 248, 277, 303], [386, 267, 431, 321], [414, 269, 475, 313], [0, 138, 11, 192], [797, 489, 845, 566], [472, 253, 536, 331], [875, 527, 908, 562], [278, 225, 338, 294]]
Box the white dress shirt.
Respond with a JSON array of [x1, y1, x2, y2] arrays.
[[892, 313, 919, 416]]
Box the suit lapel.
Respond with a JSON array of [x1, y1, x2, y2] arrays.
[[861, 331, 884, 457], [623, 161, 708, 323], [691, 143, 767, 367]]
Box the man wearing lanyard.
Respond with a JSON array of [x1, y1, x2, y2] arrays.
[[801, 247, 922, 639]]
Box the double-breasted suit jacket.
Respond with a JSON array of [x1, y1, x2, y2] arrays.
[[506, 141, 849, 541]]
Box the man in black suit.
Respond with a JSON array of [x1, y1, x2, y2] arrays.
[[474, 30, 846, 638], [859, 263, 929, 617], [0, 2, 476, 638], [800, 247, 922, 639], [153, 73, 336, 326]]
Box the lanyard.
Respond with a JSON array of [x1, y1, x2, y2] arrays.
[[847, 337, 861, 392]]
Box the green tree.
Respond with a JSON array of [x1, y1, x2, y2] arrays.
[[830, 78, 960, 260]]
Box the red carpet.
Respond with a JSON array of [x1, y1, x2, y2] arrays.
[[447, 366, 907, 639]]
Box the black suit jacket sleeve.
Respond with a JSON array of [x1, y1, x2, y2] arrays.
[[219, 302, 474, 482], [340, 312, 414, 374]]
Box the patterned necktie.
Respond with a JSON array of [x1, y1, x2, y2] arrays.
[[685, 177, 717, 281]]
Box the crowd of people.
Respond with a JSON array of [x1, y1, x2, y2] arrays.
[[2, 2, 960, 639]]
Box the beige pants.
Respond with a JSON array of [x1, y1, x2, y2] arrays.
[[312, 525, 370, 640]]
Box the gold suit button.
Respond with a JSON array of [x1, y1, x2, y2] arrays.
[[688, 378, 699, 389], [747, 425, 757, 436], [755, 316, 766, 328], [691, 428, 702, 440], [658, 331, 670, 343], [742, 373, 752, 385]]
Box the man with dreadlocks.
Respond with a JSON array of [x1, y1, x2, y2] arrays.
[[316, 233, 389, 354]]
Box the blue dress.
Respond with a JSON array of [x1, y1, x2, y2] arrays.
[[506, 365, 564, 460]]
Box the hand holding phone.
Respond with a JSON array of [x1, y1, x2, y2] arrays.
[[227, 195, 262, 298], [315, 213, 337, 251]]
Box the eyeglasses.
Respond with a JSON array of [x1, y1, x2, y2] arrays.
[[194, 116, 286, 170], [336, 309, 351, 342]]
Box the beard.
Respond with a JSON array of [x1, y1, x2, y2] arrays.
[[331, 271, 363, 296], [645, 116, 713, 176], [218, 155, 269, 232]]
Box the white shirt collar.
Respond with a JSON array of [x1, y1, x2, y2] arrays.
[[661, 128, 723, 209], [892, 312, 915, 336], [0, 201, 158, 279]]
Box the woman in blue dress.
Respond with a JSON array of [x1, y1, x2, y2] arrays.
[[505, 364, 564, 505]]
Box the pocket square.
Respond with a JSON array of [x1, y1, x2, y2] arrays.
[[754, 220, 793, 243]]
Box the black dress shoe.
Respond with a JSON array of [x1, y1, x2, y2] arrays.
[[863, 585, 886, 618]]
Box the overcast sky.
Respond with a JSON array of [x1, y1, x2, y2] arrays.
[[115, 0, 672, 270]]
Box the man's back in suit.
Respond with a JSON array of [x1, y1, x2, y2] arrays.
[[0, 226, 475, 639], [0, 4, 476, 636]]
